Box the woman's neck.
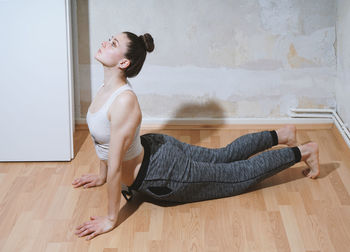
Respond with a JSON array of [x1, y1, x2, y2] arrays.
[[103, 67, 127, 90]]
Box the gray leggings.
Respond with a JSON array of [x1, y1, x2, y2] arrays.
[[123, 131, 301, 203]]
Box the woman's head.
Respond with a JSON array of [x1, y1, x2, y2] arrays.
[[95, 32, 154, 78], [123, 32, 154, 77]]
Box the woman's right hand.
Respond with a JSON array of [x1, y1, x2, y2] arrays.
[[72, 174, 106, 188]]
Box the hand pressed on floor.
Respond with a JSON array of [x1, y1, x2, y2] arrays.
[[75, 216, 117, 241], [72, 174, 106, 188]]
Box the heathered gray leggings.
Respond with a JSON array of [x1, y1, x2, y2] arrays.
[[122, 131, 301, 203]]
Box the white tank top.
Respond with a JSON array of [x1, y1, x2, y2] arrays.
[[86, 80, 143, 161]]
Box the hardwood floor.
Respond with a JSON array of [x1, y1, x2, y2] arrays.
[[1, 123, 350, 252]]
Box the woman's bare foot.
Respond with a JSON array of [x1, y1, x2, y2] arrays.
[[72, 174, 106, 188], [298, 142, 320, 179], [276, 124, 297, 146]]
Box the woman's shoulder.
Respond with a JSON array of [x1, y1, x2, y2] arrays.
[[115, 89, 138, 106], [108, 89, 141, 120]]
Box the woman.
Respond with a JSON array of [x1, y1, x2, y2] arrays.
[[72, 32, 320, 241]]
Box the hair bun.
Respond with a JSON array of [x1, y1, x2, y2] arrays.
[[140, 33, 154, 53]]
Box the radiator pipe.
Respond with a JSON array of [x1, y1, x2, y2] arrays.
[[290, 108, 350, 149]]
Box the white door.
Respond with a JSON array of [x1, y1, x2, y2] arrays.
[[0, 0, 74, 161]]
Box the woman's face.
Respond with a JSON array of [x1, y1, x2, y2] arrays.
[[94, 33, 130, 68]]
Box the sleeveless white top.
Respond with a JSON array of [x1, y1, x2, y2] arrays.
[[86, 80, 143, 161]]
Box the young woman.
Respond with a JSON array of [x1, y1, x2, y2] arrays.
[[72, 32, 320, 240]]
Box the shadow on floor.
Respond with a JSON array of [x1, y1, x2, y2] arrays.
[[115, 192, 187, 226], [115, 161, 340, 222], [247, 161, 340, 192], [73, 129, 90, 159]]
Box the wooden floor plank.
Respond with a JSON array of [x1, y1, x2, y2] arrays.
[[0, 124, 349, 251]]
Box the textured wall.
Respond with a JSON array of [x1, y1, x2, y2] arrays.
[[336, 0, 350, 128], [76, 0, 337, 121]]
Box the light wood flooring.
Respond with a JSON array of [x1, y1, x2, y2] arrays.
[[1, 123, 350, 252]]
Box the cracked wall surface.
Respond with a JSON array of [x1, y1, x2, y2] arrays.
[[76, 0, 337, 120]]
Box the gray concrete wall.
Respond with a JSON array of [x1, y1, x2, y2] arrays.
[[75, 0, 337, 121], [336, 0, 350, 128]]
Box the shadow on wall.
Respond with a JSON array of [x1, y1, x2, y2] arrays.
[[76, 0, 92, 118], [145, 99, 226, 146], [72, 0, 91, 157], [170, 100, 225, 119]]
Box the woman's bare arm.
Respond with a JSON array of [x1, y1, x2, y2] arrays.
[[106, 91, 141, 222], [100, 160, 108, 181], [74, 91, 141, 241]]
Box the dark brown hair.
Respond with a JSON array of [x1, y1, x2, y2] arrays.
[[123, 32, 154, 78]]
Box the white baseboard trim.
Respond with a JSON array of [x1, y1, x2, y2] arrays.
[[75, 117, 333, 125], [75, 110, 349, 149], [140, 117, 333, 125], [290, 108, 350, 150], [75, 118, 87, 125]]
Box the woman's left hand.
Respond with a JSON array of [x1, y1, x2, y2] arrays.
[[75, 216, 117, 240]]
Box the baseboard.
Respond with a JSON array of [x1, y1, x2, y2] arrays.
[[140, 117, 333, 125], [331, 124, 350, 150], [290, 108, 350, 150], [75, 117, 333, 130], [75, 112, 349, 149]]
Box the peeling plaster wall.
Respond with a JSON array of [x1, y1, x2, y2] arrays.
[[76, 0, 336, 120], [336, 0, 350, 128]]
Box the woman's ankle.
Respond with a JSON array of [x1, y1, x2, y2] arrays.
[[276, 125, 297, 146], [298, 142, 317, 161]]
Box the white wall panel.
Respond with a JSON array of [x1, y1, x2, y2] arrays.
[[0, 0, 74, 161]]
